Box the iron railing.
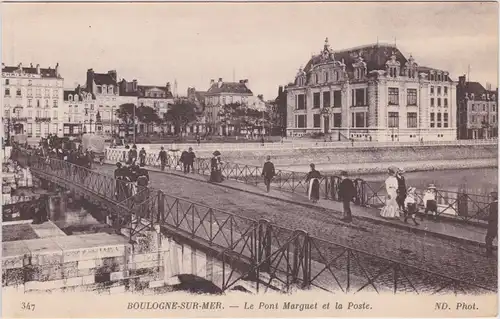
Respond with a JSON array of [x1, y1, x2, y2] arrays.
[[12, 148, 496, 295], [106, 148, 494, 225]]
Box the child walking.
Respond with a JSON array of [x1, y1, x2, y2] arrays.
[[422, 184, 438, 221], [404, 187, 419, 225]]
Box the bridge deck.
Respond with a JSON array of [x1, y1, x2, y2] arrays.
[[93, 164, 497, 291]]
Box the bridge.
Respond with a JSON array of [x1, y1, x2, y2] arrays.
[[9, 148, 497, 295]]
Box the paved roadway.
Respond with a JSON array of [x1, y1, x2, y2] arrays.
[[94, 165, 497, 290]]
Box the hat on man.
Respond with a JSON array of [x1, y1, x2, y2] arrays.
[[213, 150, 221, 156], [189, 147, 193, 151], [266, 155, 271, 161], [116, 162, 122, 168], [427, 184, 436, 189], [340, 170, 348, 177]]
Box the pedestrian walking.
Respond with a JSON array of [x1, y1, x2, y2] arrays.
[[338, 171, 355, 222], [306, 163, 321, 203], [186, 147, 196, 173], [380, 166, 400, 219], [396, 168, 407, 214], [403, 187, 420, 225], [422, 184, 438, 220], [485, 191, 498, 257], [261, 155, 275, 193], [180, 149, 189, 173], [128, 145, 138, 165], [139, 147, 147, 166], [157, 146, 167, 171], [209, 151, 223, 183], [32, 194, 49, 224]]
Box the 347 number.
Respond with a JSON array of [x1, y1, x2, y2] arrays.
[[21, 302, 36, 311]]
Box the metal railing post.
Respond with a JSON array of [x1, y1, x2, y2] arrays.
[[258, 219, 271, 273]]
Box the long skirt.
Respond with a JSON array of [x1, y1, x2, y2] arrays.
[[308, 178, 320, 201], [210, 169, 223, 183], [380, 192, 400, 218]]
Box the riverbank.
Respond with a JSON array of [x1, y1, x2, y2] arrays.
[[277, 158, 497, 175]]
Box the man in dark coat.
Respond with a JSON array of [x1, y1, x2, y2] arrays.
[[157, 146, 167, 171], [486, 191, 498, 257], [128, 145, 138, 164], [139, 147, 147, 167], [261, 155, 275, 193], [396, 168, 407, 214], [186, 147, 196, 173], [32, 195, 49, 224], [180, 149, 190, 174], [338, 171, 355, 223]]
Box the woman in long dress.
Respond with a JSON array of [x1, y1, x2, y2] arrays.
[[306, 163, 322, 203], [380, 166, 400, 219]]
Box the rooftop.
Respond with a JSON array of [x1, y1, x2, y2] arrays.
[[206, 80, 252, 95], [2, 63, 61, 79]]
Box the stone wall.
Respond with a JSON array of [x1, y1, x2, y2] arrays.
[[2, 232, 166, 294], [208, 144, 498, 167]]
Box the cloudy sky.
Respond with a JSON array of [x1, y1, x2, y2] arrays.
[[2, 2, 498, 99]]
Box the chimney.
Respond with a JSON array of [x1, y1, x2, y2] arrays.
[[278, 86, 283, 95], [1, 63, 5, 69], [30, 63, 33, 68], [218, 78, 223, 88], [210, 79, 215, 87], [18, 63, 22, 70], [458, 75, 466, 86], [486, 82, 492, 91], [108, 70, 117, 82], [242, 79, 249, 90], [86, 69, 95, 94], [55, 62, 60, 77], [36, 64, 40, 74], [132, 79, 138, 91], [166, 82, 171, 93]]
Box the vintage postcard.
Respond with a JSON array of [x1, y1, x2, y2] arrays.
[[1, 1, 498, 318]]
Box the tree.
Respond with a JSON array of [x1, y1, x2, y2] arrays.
[[117, 103, 161, 134], [217, 102, 270, 136], [164, 100, 198, 135]]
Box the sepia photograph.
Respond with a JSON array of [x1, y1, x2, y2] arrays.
[[1, 1, 498, 318]]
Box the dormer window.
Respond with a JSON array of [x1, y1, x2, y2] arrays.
[[102, 86, 107, 94], [109, 86, 113, 94], [69, 95, 73, 101]]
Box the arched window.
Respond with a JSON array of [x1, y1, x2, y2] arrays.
[[69, 95, 73, 101], [102, 86, 107, 94], [109, 86, 113, 94]]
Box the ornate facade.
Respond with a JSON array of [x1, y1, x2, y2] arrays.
[[286, 39, 457, 142], [2, 63, 64, 140], [456, 76, 498, 139]]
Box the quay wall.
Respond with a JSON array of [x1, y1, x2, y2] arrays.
[[212, 144, 498, 167]]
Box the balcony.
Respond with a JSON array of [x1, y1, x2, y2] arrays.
[[35, 117, 51, 123], [11, 117, 29, 122]]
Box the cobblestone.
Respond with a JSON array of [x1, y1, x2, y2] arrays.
[[95, 165, 497, 290]]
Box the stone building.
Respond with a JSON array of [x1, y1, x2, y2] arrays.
[[62, 85, 95, 137], [204, 78, 253, 135], [84, 69, 138, 136], [2, 62, 64, 140], [285, 39, 457, 142], [119, 79, 174, 133], [456, 76, 498, 139]]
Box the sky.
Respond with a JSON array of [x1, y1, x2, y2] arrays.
[[2, 2, 498, 100]]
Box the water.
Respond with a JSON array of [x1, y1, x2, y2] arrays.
[[359, 167, 498, 197]]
